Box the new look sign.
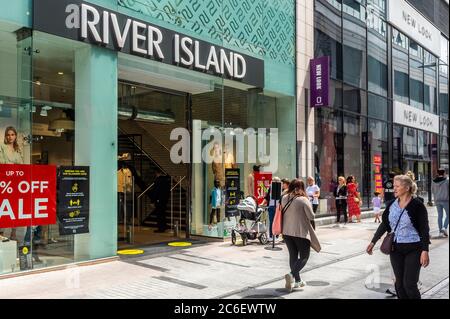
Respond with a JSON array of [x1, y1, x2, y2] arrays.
[[33, 0, 264, 87], [393, 101, 440, 134], [388, 0, 441, 57]]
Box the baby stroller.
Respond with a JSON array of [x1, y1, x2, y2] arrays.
[[231, 196, 268, 246]]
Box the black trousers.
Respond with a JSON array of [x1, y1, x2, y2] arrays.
[[336, 199, 348, 223], [390, 242, 422, 299], [209, 208, 221, 224], [283, 235, 311, 282], [152, 201, 168, 231], [311, 204, 318, 230]]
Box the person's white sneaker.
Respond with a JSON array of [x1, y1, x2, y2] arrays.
[[442, 229, 448, 237], [285, 273, 294, 292], [293, 280, 306, 289]]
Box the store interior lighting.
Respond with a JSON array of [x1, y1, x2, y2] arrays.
[[39, 105, 52, 117], [49, 111, 75, 132], [118, 105, 175, 124]]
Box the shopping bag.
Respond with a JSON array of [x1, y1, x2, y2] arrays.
[[272, 204, 282, 235]]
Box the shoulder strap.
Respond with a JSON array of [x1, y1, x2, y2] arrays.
[[393, 207, 407, 233], [281, 195, 297, 215]]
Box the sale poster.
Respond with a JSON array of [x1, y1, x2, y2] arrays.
[[373, 155, 383, 193], [254, 172, 272, 206], [0, 164, 56, 228]]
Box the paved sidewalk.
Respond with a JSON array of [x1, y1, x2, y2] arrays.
[[422, 278, 449, 299], [0, 206, 448, 299]]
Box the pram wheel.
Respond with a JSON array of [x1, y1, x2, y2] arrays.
[[231, 230, 237, 245], [259, 233, 268, 245], [241, 234, 248, 246]]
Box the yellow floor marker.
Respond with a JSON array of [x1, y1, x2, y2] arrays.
[[117, 249, 144, 255], [168, 242, 192, 247]]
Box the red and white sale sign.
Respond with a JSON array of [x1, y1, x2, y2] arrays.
[[0, 164, 56, 228]]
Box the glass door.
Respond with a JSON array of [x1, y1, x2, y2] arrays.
[[415, 161, 430, 202], [0, 26, 33, 274]]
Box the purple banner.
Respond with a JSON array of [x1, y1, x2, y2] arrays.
[[310, 56, 330, 108]]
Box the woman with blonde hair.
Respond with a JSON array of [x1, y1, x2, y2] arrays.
[[334, 176, 348, 224], [0, 126, 24, 241], [367, 175, 430, 299]]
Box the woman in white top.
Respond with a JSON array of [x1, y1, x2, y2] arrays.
[[0, 126, 24, 240], [306, 176, 320, 229]]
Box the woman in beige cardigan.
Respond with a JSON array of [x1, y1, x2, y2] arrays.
[[281, 179, 321, 292]]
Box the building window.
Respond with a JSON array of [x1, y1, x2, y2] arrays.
[[343, 16, 367, 89], [315, 0, 343, 80], [423, 50, 437, 114], [392, 29, 409, 104], [314, 107, 343, 215], [409, 41, 424, 110], [367, 14, 388, 96], [343, 85, 367, 114], [368, 93, 388, 121], [368, 119, 388, 203]]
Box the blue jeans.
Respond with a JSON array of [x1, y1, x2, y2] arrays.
[[436, 201, 449, 231], [268, 206, 276, 238], [24, 226, 42, 244]]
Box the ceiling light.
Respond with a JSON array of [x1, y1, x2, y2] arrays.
[[35, 80, 41, 86], [49, 112, 74, 132], [58, 72, 64, 75], [39, 105, 52, 117]]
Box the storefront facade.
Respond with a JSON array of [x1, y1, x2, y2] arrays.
[[0, 0, 296, 275], [313, 0, 449, 214]]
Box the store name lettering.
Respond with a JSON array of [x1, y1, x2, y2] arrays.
[[64, 3, 247, 79], [403, 110, 434, 128], [402, 11, 432, 41], [315, 64, 322, 90]]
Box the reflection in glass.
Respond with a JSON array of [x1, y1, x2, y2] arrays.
[[315, 0, 343, 80], [409, 41, 424, 110], [343, 16, 366, 88], [423, 50, 437, 114], [367, 14, 387, 96]]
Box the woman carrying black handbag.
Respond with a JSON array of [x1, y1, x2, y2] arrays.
[[366, 175, 430, 299]]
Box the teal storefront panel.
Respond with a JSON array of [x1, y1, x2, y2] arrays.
[[118, 0, 296, 96], [0, 0, 32, 28]]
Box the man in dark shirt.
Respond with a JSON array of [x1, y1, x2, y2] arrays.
[[383, 172, 396, 203], [144, 170, 171, 232]]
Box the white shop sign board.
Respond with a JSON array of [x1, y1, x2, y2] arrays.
[[393, 101, 440, 134], [388, 0, 441, 57]]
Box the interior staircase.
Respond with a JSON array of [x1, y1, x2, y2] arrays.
[[118, 123, 188, 231]]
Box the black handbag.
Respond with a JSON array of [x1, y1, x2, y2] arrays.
[[380, 208, 406, 255]]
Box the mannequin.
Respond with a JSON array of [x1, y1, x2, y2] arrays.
[[117, 162, 133, 224], [224, 144, 236, 169], [209, 180, 223, 229], [247, 165, 261, 197], [211, 142, 225, 187]]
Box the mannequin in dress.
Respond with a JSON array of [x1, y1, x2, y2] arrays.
[[0, 126, 24, 240]]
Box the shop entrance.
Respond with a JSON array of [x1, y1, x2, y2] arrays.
[[403, 159, 432, 202], [117, 81, 189, 248]]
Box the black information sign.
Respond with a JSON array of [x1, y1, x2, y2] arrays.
[[57, 166, 90, 235], [18, 245, 32, 271], [225, 169, 240, 217]]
